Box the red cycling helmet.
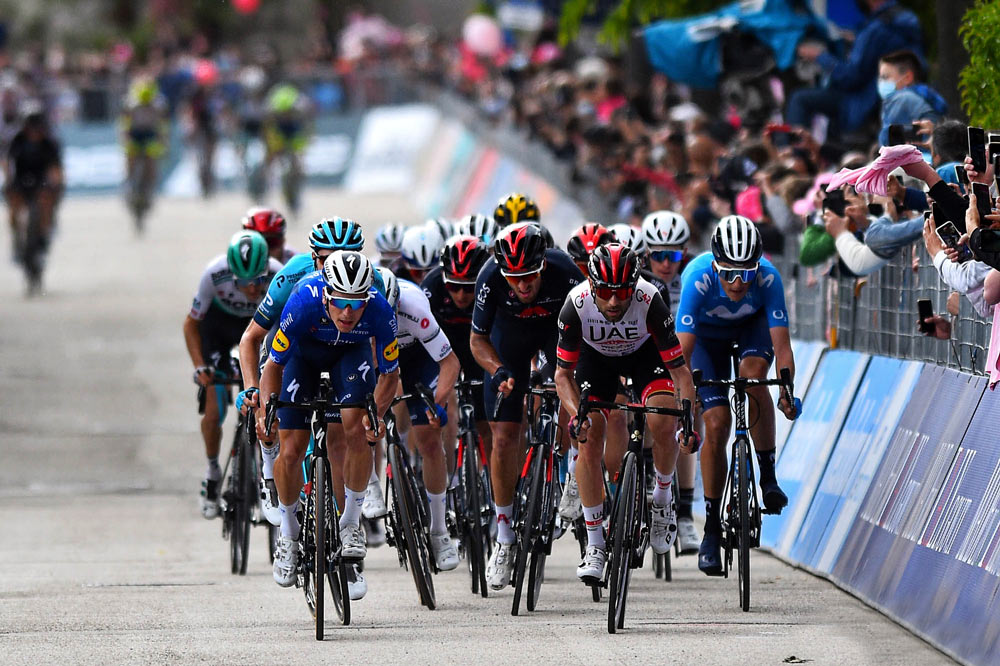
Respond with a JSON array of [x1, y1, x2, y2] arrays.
[[242, 207, 287, 238], [588, 242, 640, 291], [441, 235, 489, 284], [567, 222, 613, 265], [494, 222, 547, 275]]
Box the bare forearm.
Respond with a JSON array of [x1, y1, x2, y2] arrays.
[[183, 316, 205, 368], [555, 366, 581, 418], [259, 359, 281, 403], [238, 322, 267, 390], [374, 370, 400, 416], [471, 332, 503, 374], [434, 354, 460, 406], [677, 332, 696, 366]]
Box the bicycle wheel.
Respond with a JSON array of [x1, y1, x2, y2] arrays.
[[313, 456, 327, 640], [737, 439, 751, 612], [462, 435, 488, 598], [234, 424, 253, 575], [608, 453, 638, 634], [325, 490, 350, 626], [389, 443, 436, 610], [23, 203, 44, 294], [511, 445, 545, 616]]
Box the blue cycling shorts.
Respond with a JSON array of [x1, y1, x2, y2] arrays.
[[277, 343, 376, 431], [690, 313, 774, 412], [399, 344, 440, 426]]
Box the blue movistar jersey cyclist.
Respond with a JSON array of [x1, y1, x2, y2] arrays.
[[676, 252, 787, 336]]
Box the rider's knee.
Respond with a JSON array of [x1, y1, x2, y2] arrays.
[[739, 355, 770, 379], [702, 408, 731, 443]]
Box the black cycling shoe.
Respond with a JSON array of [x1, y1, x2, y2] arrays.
[[761, 481, 788, 515], [698, 531, 724, 576]]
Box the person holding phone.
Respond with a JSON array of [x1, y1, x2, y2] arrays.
[[922, 209, 992, 320], [822, 187, 894, 276], [876, 50, 947, 148]]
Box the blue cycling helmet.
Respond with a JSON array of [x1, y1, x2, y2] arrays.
[[309, 217, 364, 252]]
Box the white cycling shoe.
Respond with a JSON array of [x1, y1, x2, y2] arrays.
[[677, 516, 700, 555], [259, 477, 281, 527], [558, 475, 583, 521], [347, 563, 367, 601], [362, 479, 386, 519], [431, 533, 460, 571], [650, 501, 678, 555], [576, 545, 606, 582], [272, 536, 299, 587], [200, 479, 221, 520], [486, 542, 516, 590], [340, 524, 367, 560]]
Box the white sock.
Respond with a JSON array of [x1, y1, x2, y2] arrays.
[[206, 457, 221, 481], [583, 503, 605, 549], [339, 486, 365, 529], [427, 490, 447, 535], [279, 501, 299, 539], [652, 469, 672, 507], [260, 442, 279, 480], [369, 465, 379, 485], [495, 503, 515, 545], [567, 446, 579, 476]]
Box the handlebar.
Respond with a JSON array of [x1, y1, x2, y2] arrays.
[[387, 382, 437, 415], [263, 391, 378, 443], [692, 367, 797, 415], [575, 393, 694, 440]]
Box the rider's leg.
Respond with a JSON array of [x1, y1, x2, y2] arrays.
[[411, 423, 449, 535], [488, 420, 523, 545], [741, 355, 775, 454], [576, 410, 609, 547], [273, 428, 310, 537], [36, 187, 57, 238], [444, 392, 458, 483], [327, 420, 347, 509], [646, 396, 679, 499], [339, 406, 374, 530], [201, 384, 223, 477], [701, 404, 732, 535], [603, 390, 628, 481], [676, 435, 697, 518], [6, 187, 24, 235]]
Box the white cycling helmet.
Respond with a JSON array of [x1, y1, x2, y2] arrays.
[[641, 210, 690, 247], [402, 225, 443, 270], [374, 266, 400, 311], [375, 223, 404, 255], [609, 223, 648, 257], [456, 213, 499, 246], [322, 250, 374, 296], [426, 217, 454, 244], [711, 215, 762, 268]]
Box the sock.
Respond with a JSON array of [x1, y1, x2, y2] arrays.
[[567, 446, 579, 476], [677, 487, 695, 520], [495, 503, 516, 545], [652, 469, 672, 507], [260, 442, 278, 480], [339, 487, 365, 529], [279, 501, 299, 538], [427, 490, 447, 535], [704, 496, 722, 535], [369, 465, 379, 485], [206, 456, 221, 481], [583, 504, 606, 549], [757, 449, 777, 486]]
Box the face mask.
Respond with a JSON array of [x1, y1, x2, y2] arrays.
[[877, 78, 897, 100]]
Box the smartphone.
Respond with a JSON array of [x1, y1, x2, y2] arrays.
[[936, 220, 974, 263], [931, 201, 947, 225], [989, 142, 1000, 165], [973, 181, 993, 222], [917, 299, 934, 334], [867, 202, 885, 217], [989, 133, 1000, 144], [888, 124, 905, 147], [969, 126, 988, 173], [954, 163, 970, 187], [823, 188, 846, 217], [771, 131, 791, 148]]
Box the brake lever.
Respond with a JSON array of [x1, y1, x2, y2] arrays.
[[264, 393, 278, 438], [364, 393, 379, 445]]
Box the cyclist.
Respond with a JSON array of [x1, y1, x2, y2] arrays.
[[120, 77, 167, 208], [241, 206, 296, 264], [676, 215, 798, 576], [555, 243, 699, 581], [427, 217, 454, 244], [263, 83, 312, 215], [375, 223, 405, 268], [183, 59, 223, 198], [259, 251, 399, 588], [566, 222, 614, 274], [455, 213, 499, 247], [397, 224, 443, 284], [640, 210, 701, 554], [4, 101, 63, 266], [471, 222, 584, 589], [183, 231, 281, 519], [237, 218, 369, 525], [493, 192, 540, 228]]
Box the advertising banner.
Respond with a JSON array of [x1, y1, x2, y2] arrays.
[[345, 104, 440, 193]]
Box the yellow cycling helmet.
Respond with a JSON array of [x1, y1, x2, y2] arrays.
[[131, 77, 158, 105], [493, 192, 540, 227], [268, 84, 300, 113]]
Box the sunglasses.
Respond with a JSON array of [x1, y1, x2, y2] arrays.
[[235, 275, 267, 288], [444, 280, 475, 294], [407, 267, 429, 281], [502, 269, 542, 285], [650, 249, 684, 263], [325, 291, 370, 310], [593, 285, 634, 301], [715, 265, 758, 284], [312, 252, 333, 264]]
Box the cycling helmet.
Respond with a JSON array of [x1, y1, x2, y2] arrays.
[[588, 242, 640, 289], [609, 223, 648, 257], [456, 213, 499, 246], [536, 224, 555, 249], [711, 215, 762, 268], [268, 83, 300, 113], [566, 223, 613, 264], [494, 192, 541, 227], [194, 59, 219, 87], [375, 223, 405, 255], [494, 222, 547, 275], [322, 250, 374, 296], [642, 210, 690, 247], [441, 235, 489, 284], [227, 230, 270, 280], [130, 77, 159, 105], [401, 225, 443, 270], [241, 207, 287, 237], [309, 217, 364, 252], [426, 217, 454, 243], [374, 266, 400, 311]]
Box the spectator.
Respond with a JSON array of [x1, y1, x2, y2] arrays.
[[876, 50, 947, 147], [789, 0, 923, 141], [923, 214, 992, 318], [822, 187, 922, 276], [931, 120, 970, 185]]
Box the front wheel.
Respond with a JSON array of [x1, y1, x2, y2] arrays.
[[313, 457, 327, 640], [608, 453, 638, 634], [389, 443, 436, 610], [511, 445, 545, 616], [737, 439, 752, 612]]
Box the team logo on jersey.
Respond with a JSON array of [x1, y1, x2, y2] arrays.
[[421, 318, 430, 329], [383, 339, 399, 362], [693, 273, 713, 296], [272, 329, 290, 352]]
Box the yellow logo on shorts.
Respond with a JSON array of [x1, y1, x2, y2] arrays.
[[272, 329, 289, 353], [383, 339, 399, 362]]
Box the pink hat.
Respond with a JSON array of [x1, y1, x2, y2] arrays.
[[735, 185, 764, 222]]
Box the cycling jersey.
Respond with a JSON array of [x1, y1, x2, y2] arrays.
[[640, 269, 672, 311], [277, 246, 297, 265], [556, 278, 683, 367], [189, 254, 282, 320], [397, 280, 452, 360], [7, 131, 61, 191], [676, 252, 787, 337]]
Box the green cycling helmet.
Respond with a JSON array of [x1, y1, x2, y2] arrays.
[[268, 84, 300, 113], [227, 230, 270, 281]]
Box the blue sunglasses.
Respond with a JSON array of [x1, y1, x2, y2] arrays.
[[325, 290, 370, 310], [650, 249, 684, 263], [715, 266, 758, 284]]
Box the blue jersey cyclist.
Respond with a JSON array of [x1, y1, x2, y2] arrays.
[[676, 215, 799, 577], [257, 251, 399, 589]]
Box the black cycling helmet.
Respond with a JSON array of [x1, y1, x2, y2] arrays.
[[494, 222, 547, 275], [441, 235, 490, 284], [494, 192, 541, 227]]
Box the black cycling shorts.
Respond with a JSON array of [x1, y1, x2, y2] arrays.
[[574, 339, 674, 404], [484, 323, 558, 423]]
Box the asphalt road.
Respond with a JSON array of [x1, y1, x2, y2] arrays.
[[0, 190, 951, 665]]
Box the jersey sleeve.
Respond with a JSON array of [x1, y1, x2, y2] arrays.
[[189, 266, 215, 321], [761, 266, 789, 328], [253, 271, 290, 328], [411, 288, 452, 363], [676, 267, 708, 335], [471, 266, 498, 335], [647, 293, 684, 369], [373, 306, 400, 375], [555, 295, 583, 369], [268, 290, 305, 365]]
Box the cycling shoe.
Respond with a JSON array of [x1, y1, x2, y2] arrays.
[[698, 531, 724, 577]]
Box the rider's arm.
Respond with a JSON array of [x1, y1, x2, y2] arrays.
[[183, 315, 206, 369], [554, 295, 583, 416], [374, 368, 400, 418], [470, 332, 503, 375], [647, 292, 697, 408], [470, 266, 502, 373], [770, 325, 795, 383], [435, 353, 460, 407], [259, 357, 282, 407], [761, 263, 793, 381], [238, 320, 269, 391], [409, 285, 458, 406], [184, 270, 215, 369]]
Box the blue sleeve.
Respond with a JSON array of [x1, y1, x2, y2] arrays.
[[676, 266, 708, 335], [268, 289, 306, 365], [254, 263, 304, 328], [372, 300, 400, 375], [817, 23, 881, 91], [903, 187, 928, 212], [761, 267, 789, 329], [471, 265, 497, 335]]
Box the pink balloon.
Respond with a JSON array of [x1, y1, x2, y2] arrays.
[[462, 15, 502, 57], [233, 0, 259, 14]]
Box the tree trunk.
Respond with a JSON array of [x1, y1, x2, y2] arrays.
[[934, 0, 973, 120]]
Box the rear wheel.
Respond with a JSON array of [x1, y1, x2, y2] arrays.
[[390, 443, 436, 609], [511, 446, 544, 616], [608, 453, 637, 634]]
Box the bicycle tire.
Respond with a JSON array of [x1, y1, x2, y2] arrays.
[[313, 456, 327, 640], [737, 439, 751, 612], [526, 551, 546, 612], [462, 435, 488, 598], [608, 453, 638, 634], [325, 487, 350, 626], [235, 424, 253, 575], [389, 443, 436, 610], [267, 523, 278, 564], [511, 445, 545, 616], [23, 203, 44, 293]]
